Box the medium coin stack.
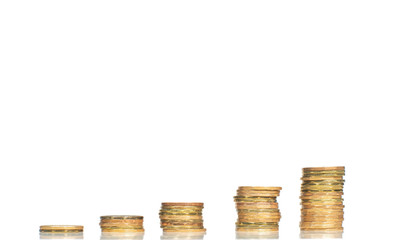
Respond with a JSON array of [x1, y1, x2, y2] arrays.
[[234, 187, 282, 232], [159, 202, 206, 233], [100, 215, 145, 233], [300, 166, 345, 232]]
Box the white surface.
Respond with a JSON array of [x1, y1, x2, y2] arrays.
[[0, 1, 394, 239]]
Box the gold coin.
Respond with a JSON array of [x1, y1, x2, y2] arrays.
[[100, 219, 143, 224], [160, 215, 202, 220], [40, 225, 83, 233], [163, 228, 206, 233], [238, 187, 282, 191], [101, 215, 143, 220], [101, 228, 144, 233], [162, 202, 203, 207], [236, 227, 279, 232], [303, 166, 345, 171]]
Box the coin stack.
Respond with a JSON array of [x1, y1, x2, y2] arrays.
[[159, 202, 206, 233], [100, 215, 145, 233], [40, 225, 84, 233], [40, 225, 84, 240], [234, 187, 282, 232], [300, 166, 345, 232]]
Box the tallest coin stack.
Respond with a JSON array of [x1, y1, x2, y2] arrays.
[[300, 167, 345, 232]]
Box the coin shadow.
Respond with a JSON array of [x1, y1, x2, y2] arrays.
[[161, 232, 206, 240], [236, 231, 279, 239], [100, 232, 145, 240], [40, 232, 84, 240], [300, 230, 343, 239]]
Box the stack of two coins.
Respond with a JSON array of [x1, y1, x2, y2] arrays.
[[40, 225, 84, 233], [100, 215, 144, 233], [159, 202, 206, 233], [40, 226, 83, 240], [300, 167, 345, 232], [234, 187, 282, 232]]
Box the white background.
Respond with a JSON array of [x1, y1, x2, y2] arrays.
[[0, 1, 394, 239]]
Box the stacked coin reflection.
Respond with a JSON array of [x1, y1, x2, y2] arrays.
[[234, 187, 282, 232], [161, 232, 205, 240], [159, 202, 206, 233], [300, 230, 343, 239], [236, 231, 279, 239], [101, 232, 144, 240], [300, 167, 345, 232], [100, 215, 144, 232]]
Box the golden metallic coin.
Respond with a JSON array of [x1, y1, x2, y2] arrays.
[[163, 228, 206, 233], [100, 224, 143, 228], [100, 219, 143, 224], [160, 215, 202, 220], [234, 196, 277, 202], [160, 220, 204, 224], [236, 227, 279, 232], [300, 195, 343, 200], [301, 192, 343, 197], [238, 218, 281, 222], [161, 205, 204, 208], [237, 223, 279, 228], [40, 225, 84, 233], [238, 208, 279, 212], [101, 216, 143, 220], [300, 222, 343, 226], [236, 202, 278, 207], [237, 193, 280, 197], [302, 176, 344, 179], [162, 225, 205, 229], [303, 166, 345, 171], [303, 169, 345, 174], [302, 172, 345, 177], [101, 228, 145, 233], [162, 202, 203, 207], [238, 187, 282, 191], [238, 211, 281, 216]]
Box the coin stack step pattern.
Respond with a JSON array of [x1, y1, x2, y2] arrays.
[[234, 186, 282, 232], [100, 215, 145, 233], [300, 167, 345, 232], [159, 202, 206, 233]]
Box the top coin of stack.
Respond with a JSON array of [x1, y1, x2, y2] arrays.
[[100, 215, 144, 232], [159, 202, 206, 233], [40, 225, 84, 233], [300, 166, 345, 232], [234, 186, 282, 232]]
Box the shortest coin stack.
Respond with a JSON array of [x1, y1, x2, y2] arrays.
[[159, 202, 206, 233], [235, 187, 282, 232], [40, 225, 84, 233], [100, 215, 144, 233]]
